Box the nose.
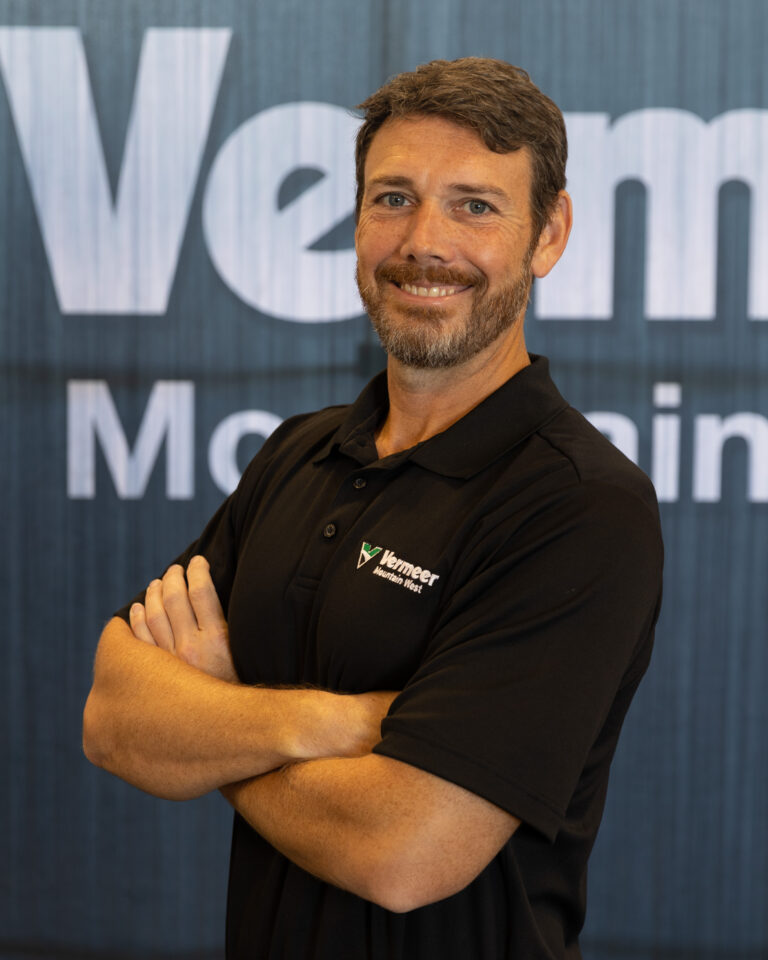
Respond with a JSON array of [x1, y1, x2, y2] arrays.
[[398, 200, 455, 263]]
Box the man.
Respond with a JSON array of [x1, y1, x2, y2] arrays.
[[84, 58, 663, 959]]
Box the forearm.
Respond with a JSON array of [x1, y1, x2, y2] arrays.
[[223, 757, 396, 904], [83, 617, 378, 800], [221, 753, 518, 912]]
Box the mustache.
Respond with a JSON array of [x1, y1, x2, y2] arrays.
[[374, 262, 483, 289]]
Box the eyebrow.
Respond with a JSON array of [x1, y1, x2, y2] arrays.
[[366, 175, 511, 202], [450, 182, 511, 202], [366, 176, 416, 192]]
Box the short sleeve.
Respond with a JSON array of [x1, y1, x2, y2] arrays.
[[373, 481, 663, 841]]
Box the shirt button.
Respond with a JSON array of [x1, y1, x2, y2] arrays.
[[352, 477, 367, 489], [323, 523, 337, 539]]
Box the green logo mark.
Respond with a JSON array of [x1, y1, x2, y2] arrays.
[[357, 541, 382, 569]]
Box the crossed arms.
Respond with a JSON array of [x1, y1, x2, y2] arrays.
[[82, 556, 519, 913]]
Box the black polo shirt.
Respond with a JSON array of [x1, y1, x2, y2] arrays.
[[120, 355, 663, 960]]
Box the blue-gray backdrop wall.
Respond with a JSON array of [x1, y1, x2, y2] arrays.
[[2, 1, 767, 957]]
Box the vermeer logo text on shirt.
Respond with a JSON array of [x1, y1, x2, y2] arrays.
[[357, 542, 440, 595]]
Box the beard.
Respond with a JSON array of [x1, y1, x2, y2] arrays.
[[356, 250, 534, 370]]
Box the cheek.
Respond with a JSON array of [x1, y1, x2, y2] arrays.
[[472, 235, 530, 283], [356, 222, 396, 271]]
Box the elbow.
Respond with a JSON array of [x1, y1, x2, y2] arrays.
[[367, 876, 466, 915], [367, 886, 430, 915], [361, 851, 475, 914], [82, 691, 113, 769], [82, 690, 204, 802]]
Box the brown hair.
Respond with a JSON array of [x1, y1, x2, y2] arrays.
[[355, 58, 567, 237]]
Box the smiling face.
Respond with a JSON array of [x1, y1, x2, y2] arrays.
[[355, 115, 545, 370]]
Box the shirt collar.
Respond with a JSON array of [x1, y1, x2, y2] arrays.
[[314, 355, 569, 478]]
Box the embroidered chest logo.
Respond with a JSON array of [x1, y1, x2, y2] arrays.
[[357, 541, 440, 595], [357, 542, 382, 568]]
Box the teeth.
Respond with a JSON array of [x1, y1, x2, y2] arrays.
[[402, 283, 458, 298]]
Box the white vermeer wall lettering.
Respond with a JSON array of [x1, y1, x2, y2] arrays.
[[2, 28, 768, 323], [0, 27, 231, 313]]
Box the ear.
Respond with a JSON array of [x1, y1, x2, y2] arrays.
[[530, 191, 573, 279]]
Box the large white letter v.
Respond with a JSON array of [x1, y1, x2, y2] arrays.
[[0, 27, 230, 313]]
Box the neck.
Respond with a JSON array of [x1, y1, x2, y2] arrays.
[[376, 332, 530, 458]]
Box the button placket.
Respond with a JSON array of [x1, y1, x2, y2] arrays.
[[312, 468, 377, 564]]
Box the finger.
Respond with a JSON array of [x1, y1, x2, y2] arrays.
[[161, 564, 200, 638], [128, 602, 157, 645], [144, 578, 176, 652], [186, 556, 226, 632]]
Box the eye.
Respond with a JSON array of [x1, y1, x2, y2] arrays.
[[463, 199, 492, 215], [378, 192, 410, 208]]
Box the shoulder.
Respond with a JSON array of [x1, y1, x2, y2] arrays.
[[259, 403, 349, 458], [241, 402, 347, 476], [490, 404, 663, 554], [536, 404, 657, 509], [224, 401, 349, 524], [520, 410, 664, 609], [454, 405, 663, 594]]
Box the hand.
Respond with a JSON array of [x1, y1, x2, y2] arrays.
[[129, 555, 238, 683]]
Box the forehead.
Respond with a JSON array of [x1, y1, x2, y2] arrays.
[[363, 114, 532, 192]]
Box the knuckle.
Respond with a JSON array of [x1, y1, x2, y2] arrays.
[[188, 586, 206, 609], [187, 577, 204, 598], [162, 565, 183, 587], [162, 570, 185, 603], [146, 610, 165, 632]]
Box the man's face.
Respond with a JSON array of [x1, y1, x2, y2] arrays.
[[355, 115, 540, 369]]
